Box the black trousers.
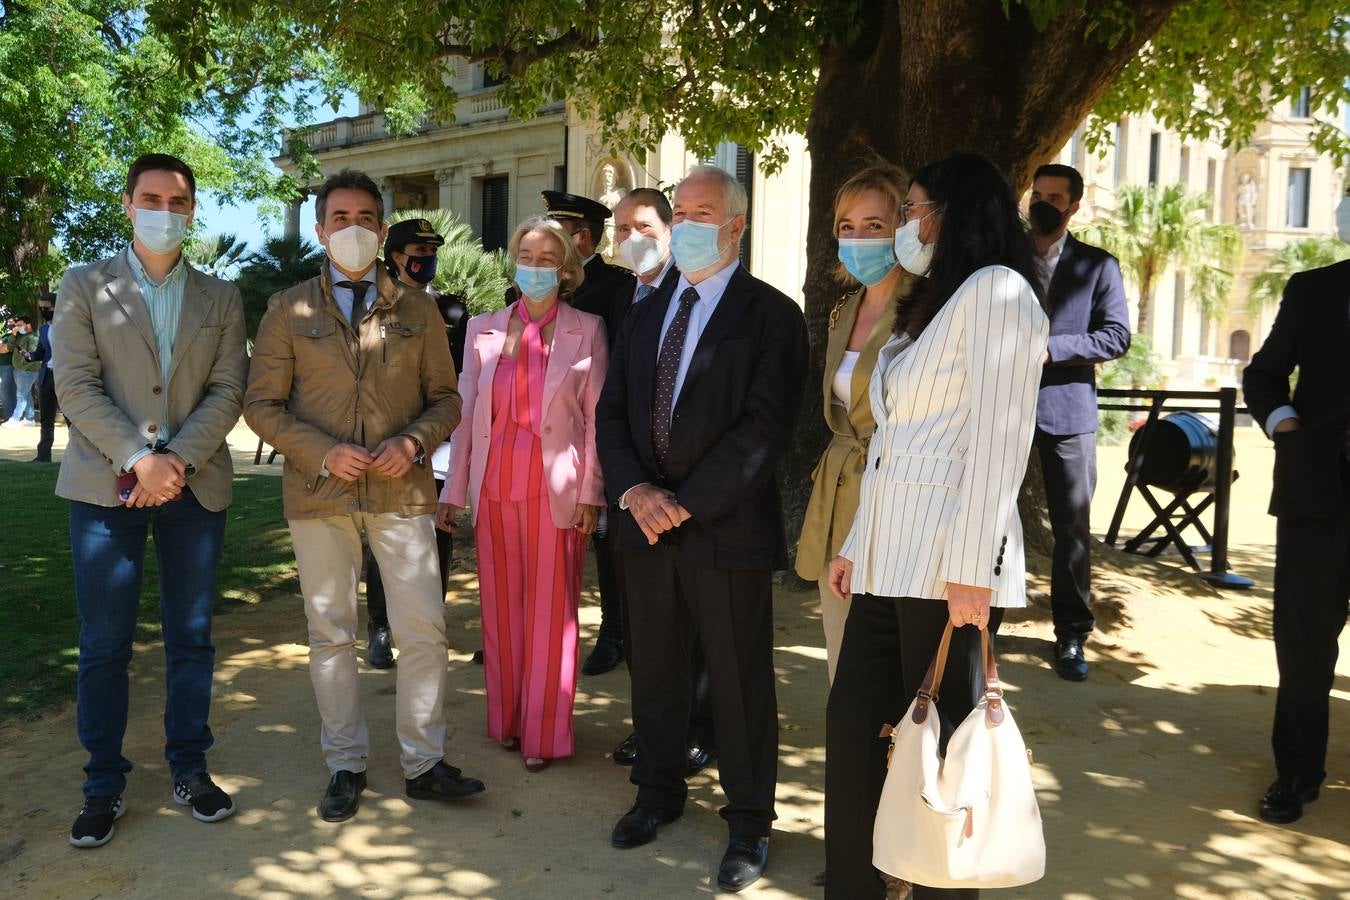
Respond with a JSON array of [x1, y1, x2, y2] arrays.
[[825, 594, 986, 900], [592, 524, 624, 643], [1035, 429, 1096, 641], [1272, 468, 1350, 786], [366, 478, 452, 628], [36, 373, 58, 461], [623, 545, 777, 837]]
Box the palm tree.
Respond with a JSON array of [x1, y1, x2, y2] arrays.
[[184, 232, 248, 277], [234, 234, 326, 336], [386, 208, 511, 315], [1247, 236, 1350, 311], [1079, 184, 1244, 337]]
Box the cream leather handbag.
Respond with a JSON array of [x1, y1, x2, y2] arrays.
[[873, 624, 1045, 889]]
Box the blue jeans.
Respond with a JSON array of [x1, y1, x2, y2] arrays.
[[12, 368, 37, 421], [71, 489, 227, 797], [0, 363, 14, 419]]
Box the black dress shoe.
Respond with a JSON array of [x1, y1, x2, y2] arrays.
[[405, 760, 486, 801], [685, 742, 714, 776], [611, 803, 681, 848], [1053, 638, 1088, 682], [613, 733, 638, 766], [717, 835, 769, 892], [367, 622, 394, 669], [319, 770, 366, 822], [582, 636, 623, 675], [1259, 776, 1320, 824], [472, 649, 484, 665]]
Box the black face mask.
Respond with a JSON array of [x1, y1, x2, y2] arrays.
[[403, 254, 438, 285], [1028, 201, 1066, 237], [40, 308, 54, 321]]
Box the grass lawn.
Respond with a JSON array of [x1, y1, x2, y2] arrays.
[[0, 461, 295, 719]]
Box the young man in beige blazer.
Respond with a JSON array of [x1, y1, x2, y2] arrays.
[[244, 169, 485, 823], [55, 154, 248, 848]]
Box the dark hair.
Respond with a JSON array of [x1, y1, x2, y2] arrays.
[[623, 188, 674, 226], [125, 153, 197, 198], [38, 292, 56, 306], [1033, 163, 1084, 203], [896, 152, 1043, 338], [16, 315, 33, 326], [315, 169, 384, 225], [580, 215, 606, 246]]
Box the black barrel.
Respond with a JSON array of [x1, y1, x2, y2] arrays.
[[1127, 411, 1228, 492]]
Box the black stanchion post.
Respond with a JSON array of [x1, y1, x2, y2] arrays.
[[1203, 386, 1253, 588]]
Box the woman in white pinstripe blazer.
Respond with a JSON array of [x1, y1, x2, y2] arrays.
[[821, 153, 1050, 900]]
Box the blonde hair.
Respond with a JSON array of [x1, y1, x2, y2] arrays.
[[507, 216, 586, 298], [832, 164, 908, 286]]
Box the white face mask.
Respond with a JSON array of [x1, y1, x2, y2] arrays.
[[1337, 195, 1350, 243], [325, 224, 380, 273], [617, 230, 667, 276], [133, 208, 189, 255], [893, 218, 935, 276]]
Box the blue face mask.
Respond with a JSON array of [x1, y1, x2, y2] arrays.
[[514, 263, 560, 301], [837, 238, 897, 286], [669, 219, 732, 272]]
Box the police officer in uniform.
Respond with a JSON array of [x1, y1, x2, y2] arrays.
[[542, 191, 635, 676], [363, 218, 468, 668]]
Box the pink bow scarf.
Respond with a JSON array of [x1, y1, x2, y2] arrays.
[[511, 300, 558, 434]]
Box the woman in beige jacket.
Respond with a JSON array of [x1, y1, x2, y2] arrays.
[[795, 165, 917, 684]]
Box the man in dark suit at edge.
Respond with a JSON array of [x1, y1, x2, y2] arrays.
[[543, 190, 635, 676], [1025, 163, 1132, 682], [596, 165, 810, 892]]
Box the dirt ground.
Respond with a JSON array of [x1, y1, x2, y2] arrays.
[[1, 422, 1347, 899]]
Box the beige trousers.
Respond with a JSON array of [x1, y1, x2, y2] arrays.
[[819, 578, 852, 686], [289, 512, 448, 779]]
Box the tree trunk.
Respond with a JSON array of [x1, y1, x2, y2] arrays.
[[1135, 260, 1156, 337], [783, 0, 1183, 565], [2, 177, 54, 311]]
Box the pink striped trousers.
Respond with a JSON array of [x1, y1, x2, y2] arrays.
[[475, 495, 585, 759]]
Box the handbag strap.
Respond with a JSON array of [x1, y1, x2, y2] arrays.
[[909, 622, 1007, 726]]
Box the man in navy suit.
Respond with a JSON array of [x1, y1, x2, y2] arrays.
[[1026, 164, 1131, 681]]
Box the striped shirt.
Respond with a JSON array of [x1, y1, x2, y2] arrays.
[[126, 246, 186, 461]]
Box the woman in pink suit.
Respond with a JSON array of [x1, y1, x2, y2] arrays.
[[438, 217, 608, 772]]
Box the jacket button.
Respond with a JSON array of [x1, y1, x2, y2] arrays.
[[152, 386, 162, 395], [147, 424, 158, 434], [837, 475, 845, 487], [874, 457, 880, 470], [310, 328, 319, 336], [996, 555, 1004, 564], [544, 425, 552, 434], [994, 565, 1002, 576], [305, 482, 312, 490]]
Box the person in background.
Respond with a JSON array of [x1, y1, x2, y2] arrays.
[[54, 153, 248, 848], [360, 217, 466, 669], [543, 190, 635, 677], [1024, 163, 1131, 682], [33, 292, 58, 462], [1242, 223, 1350, 825], [597, 165, 810, 892], [0, 310, 15, 423], [824, 152, 1049, 899], [605, 187, 716, 776], [438, 216, 608, 772], [797, 164, 918, 686], [245, 168, 485, 823], [6, 315, 40, 426]]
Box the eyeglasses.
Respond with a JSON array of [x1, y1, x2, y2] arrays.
[[900, 200, 940, 225]]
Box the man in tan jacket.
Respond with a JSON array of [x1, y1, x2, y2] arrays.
[[244, 169, 484, 822], [55, 153, 248, 848]]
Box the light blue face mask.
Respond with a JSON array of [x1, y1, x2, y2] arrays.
[[514, 263, 560, 300], [837, 238, 898, 286], [669, 218, 732, 272], [133, 208, 189, 255]]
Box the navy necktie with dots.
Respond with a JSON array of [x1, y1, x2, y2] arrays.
[[651, 287, 699, 470]]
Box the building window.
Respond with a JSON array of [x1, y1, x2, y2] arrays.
[[1286, 167, 1311, 228], [709, 141, 755, 267], [479, 175, 509, 252], [1291, 87, 1312, 119], [1228, 330, 1251, 361], [1179, 146, 1191, 188], [1112, 121, 1125, 186], [1148, 132, 1161, 186], [480, 66, 506, 89], [1172, 272, 1186, 359], [553, 166, 566, 193]]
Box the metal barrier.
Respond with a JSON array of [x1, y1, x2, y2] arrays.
[[1098, 387, 1253, 589]]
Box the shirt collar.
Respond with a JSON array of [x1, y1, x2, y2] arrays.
[[677, 256, 741, 304], [638, 256, 676, 295], [1040, 231, 1069, 262], [329, 263, 377, 286], [581, 253, 597, 268], [126, 245, 186, 288]]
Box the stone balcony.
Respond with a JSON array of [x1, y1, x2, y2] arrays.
[[287, 89, 563, 154]]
